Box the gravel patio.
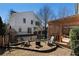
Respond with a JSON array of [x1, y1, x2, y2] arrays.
[[1, 47, 71, 56], [1, 42, 72, 56]]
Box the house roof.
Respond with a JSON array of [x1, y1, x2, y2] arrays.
[[48, 14, 79, 24]]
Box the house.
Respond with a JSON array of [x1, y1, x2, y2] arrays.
[[8, 11, 42, 35], [48, 14, 79, 47], [8, 11, 43, 42]]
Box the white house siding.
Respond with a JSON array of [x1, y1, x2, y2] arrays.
[[9, 12, 41, 34]]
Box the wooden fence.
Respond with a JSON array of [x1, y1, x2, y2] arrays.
[[0, 34, 37, 47]]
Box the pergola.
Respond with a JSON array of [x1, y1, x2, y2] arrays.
[[48, 14, 79, 43]]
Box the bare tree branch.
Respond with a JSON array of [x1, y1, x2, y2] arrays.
[[58, 6, 69, 18], [38, 5, 56, 38]]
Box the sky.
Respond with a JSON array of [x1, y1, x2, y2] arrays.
[[0, 3, 75, 23]]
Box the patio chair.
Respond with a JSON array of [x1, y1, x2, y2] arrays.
[[48, 35, 55, 47]]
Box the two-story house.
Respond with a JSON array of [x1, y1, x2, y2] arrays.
[[8, 11, 41, 35]]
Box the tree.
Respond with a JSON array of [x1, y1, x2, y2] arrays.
[[0, 16, 6, 35], [38, 5, 55, 39], [0, 16, 3, 35], [58, 6, 69, 18], [75, 3, 79, 14], [2, 23, 7, 34]]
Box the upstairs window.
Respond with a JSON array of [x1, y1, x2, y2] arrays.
[[23, 18, 26, 23], [31, 20, 33, 24]]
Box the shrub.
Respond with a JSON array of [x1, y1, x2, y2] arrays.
[[69, 26, 79, 55]]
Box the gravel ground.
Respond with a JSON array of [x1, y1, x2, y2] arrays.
[[2, 47, 71, 56], [1, 42, 71, 56]]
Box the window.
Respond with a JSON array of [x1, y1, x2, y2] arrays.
[[23, 18, 26, 23], [27, 28, 32, 33], [31, 20, 33, 24], [62, 25, 70, 36], [35, 21, 40, 26], [34, 27, 37, 30], [19, 28, 22, 32]]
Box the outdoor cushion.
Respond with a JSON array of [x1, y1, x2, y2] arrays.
[[62, 37, 70, 43]]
